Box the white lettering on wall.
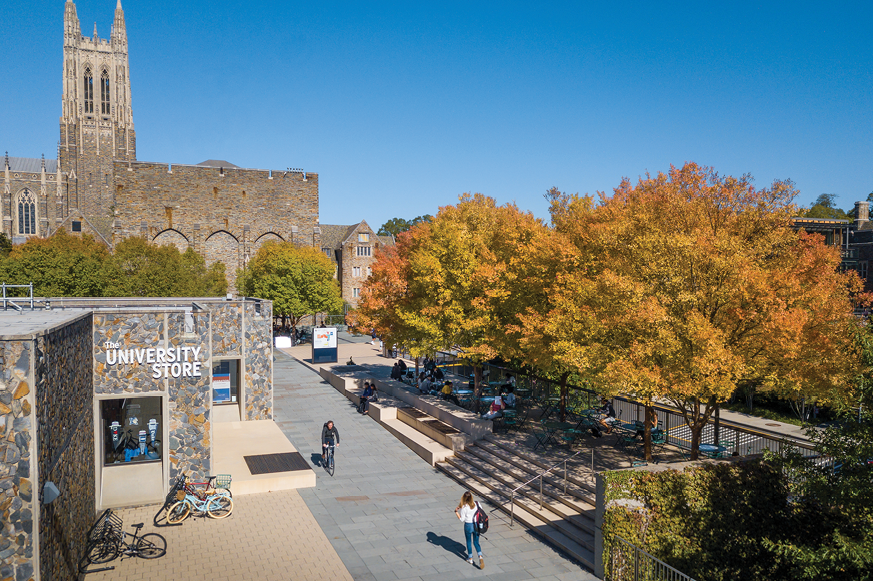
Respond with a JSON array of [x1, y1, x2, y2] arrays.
[[104, 341, 203, 379]]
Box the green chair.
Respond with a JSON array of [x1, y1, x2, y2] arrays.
[[502, 409, 518, 431]]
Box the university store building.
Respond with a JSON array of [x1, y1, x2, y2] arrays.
[[0, 296, 277, 581]]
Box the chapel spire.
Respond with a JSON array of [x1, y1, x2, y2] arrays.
[[112, 0, 127, 43], [64, 0, 81, 40]]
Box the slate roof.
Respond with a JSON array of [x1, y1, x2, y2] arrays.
[[196, 159, 240, 169], [5, 156, 59, 173], [319, 224, 357, 251]]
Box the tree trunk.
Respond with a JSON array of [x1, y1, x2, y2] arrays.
[[559, 372, 570, 422], [415, 357, 420, 377], [714, 404, 720, 447], [473, 365, 483, 414], [644, 404, 655, 462], [689, 421, 703, 461]]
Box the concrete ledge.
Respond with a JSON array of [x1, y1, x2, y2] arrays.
[[381, 418, 455, 466], [213, 420, 316, 494], [318, 368, 453, 465], [320, 367, 493, 441], [397, 407, 468, 452]]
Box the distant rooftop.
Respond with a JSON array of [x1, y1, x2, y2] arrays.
[[196, 160, 240, 169], [4, 156, 59, 173]]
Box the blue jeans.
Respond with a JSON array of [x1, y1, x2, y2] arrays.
[[463, 522, 482, 557]]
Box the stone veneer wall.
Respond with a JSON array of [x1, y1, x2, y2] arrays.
[[93, 311, 212, 486], [212, 303, 242, 357], [35, 315, 94, 581], [244, 302, 273, 421], [93, 313, 166, 395], [166, 312, 211, 482], [0, 342, 35, 581]]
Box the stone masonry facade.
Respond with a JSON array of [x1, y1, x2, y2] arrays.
[[35, 314, 95, 581], [0, 342, 35, 581], [4, 1, 320, 294], [113, 162, 319, 292], [243, 301, 273, 421], [319, 221, 394, 307]]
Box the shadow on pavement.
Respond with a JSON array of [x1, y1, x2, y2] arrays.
[[310, 452, 323, 467], [426, 532, 466, 558]]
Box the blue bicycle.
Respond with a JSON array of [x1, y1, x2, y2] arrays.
[[323, 440, 337, 477], [165, 477, 233, 523]]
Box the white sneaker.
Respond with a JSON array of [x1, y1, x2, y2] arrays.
[[466, 558, 474, 564]]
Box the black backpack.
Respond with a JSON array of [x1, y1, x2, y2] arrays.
[[474, 502, 489, 534]]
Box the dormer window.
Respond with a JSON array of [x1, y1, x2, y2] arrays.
[[358, 233, 370, 243]]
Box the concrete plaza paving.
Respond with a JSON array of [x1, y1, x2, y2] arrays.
[[273, 350, 597, 581]]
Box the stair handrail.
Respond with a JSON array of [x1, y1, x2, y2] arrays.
[[500, 448, 586, 527]]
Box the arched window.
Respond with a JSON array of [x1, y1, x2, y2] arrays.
[[84, 67, 94, 113], [17, 190, 37, 235], [101, 69, 110, 114]]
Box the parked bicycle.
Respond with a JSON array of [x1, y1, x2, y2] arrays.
[[166, 475, 234, 523], [81, 509, 166, 572]]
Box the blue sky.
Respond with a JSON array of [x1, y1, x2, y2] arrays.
[[3, 1, 871, 229]]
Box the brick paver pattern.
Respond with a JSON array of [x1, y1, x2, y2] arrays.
[[86, 489, 353, 581]]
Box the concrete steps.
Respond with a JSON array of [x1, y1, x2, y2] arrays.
[[437, 461, 596, 571], [436, 435, 599, 570], [380, 417, 454, 466]]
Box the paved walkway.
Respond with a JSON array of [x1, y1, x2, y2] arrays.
[[88, 488, 353, 581], [273, 350, 596, 581]]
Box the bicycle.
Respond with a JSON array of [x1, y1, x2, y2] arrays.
[[165, 478, 233, 523], [84, 511, 166, 567], [323, 440, 336, 477]]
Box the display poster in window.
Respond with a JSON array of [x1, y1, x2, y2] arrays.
[[213, 373, 231, 403]]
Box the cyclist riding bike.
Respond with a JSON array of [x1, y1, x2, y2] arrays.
[[321, 420, 340, 462]]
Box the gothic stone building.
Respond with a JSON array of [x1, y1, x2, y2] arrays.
[[2, 1, 319, 291], [319, 221, 394, 307]]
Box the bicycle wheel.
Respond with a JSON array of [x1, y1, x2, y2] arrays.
[[206, 495, 234, 519], [327, 449, 335, 477], [166, 500, 191, 524], [86, 539, 119, 564], [135, 533, 167, 559]]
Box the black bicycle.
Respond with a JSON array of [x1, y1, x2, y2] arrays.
[[84, 512, 166, 567], [323, 440, 336, 477]]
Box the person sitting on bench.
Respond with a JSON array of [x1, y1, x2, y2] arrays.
[[359, 381, 377, 414], [441, 381, 461, 406]]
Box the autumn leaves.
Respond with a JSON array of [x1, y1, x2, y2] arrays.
[[355, 163, 864, 458]]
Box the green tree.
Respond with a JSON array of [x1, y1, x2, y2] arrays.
[[804, 193, 850, 220], [104, 237, 227, 297], [0, 233, 11, 258], [0, 229, 111, 296], [377, 215, 433, 237], [237, 241, 342, 336]]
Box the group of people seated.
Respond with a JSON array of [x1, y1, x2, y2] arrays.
[[481, 384, 517, 420], [358, 380, 378, 414], [416, 366, 445, 395], [390, 359, 409, 380]]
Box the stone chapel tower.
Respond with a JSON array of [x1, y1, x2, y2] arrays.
[[59, 0, 135, 237]]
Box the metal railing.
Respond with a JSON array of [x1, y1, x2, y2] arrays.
[[503, 449, 585, 527], [1, 282, 35, 311], [415, 352, 819, 460], [609, 536, 697, 581]]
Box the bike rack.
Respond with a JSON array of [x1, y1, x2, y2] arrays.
[[79, 509, 122, 574], [153, 474, 186, 528]]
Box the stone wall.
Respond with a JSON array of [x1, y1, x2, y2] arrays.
[[244, 302, 273, 421], [92, 310, 212, 485], [212, 303, 242, 357], [93, 313, 166, 395], [166, 312, 211, 482], [35, 315, 95, 581], [112, 162, 320, 290], [0, 341, 35, 581]]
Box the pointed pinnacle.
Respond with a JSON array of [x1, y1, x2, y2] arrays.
[[117, 0, 123, 9], [93, 22, 98, 37]]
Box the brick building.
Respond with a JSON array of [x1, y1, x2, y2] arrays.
[[319, 221, 394, 306], [2, 1, 320, 291]]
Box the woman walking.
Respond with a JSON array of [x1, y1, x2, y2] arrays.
[[454, 491, 484, 569]]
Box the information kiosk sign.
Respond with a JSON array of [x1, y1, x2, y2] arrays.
[[312, 327, 338, 363]]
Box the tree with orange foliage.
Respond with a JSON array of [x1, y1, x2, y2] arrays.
[[356, 193, 546, 411], [542, 163, 864, 460]]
